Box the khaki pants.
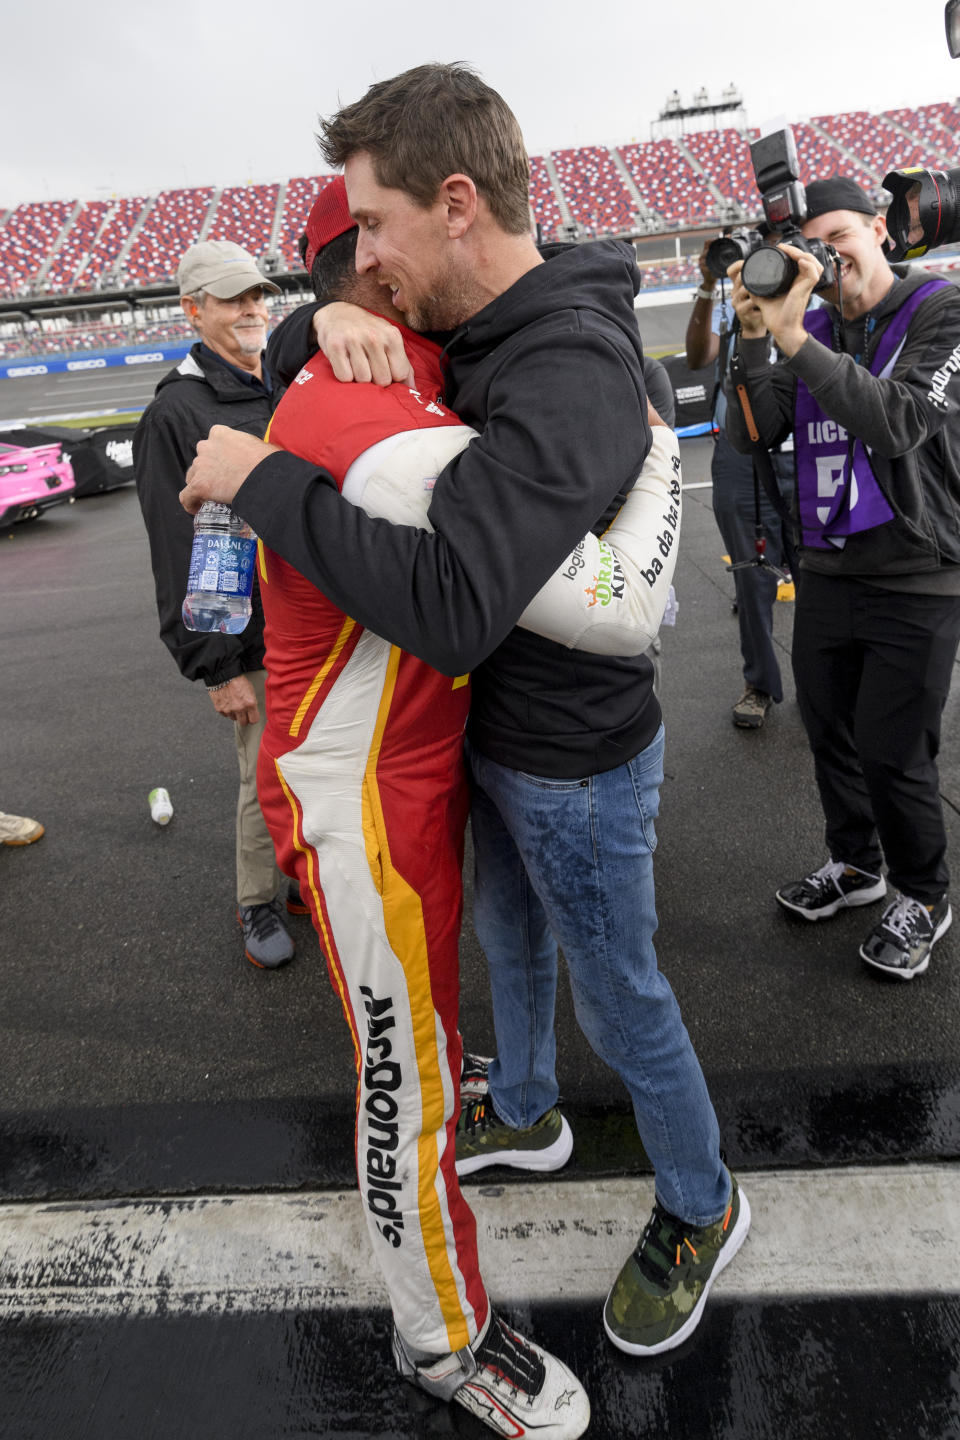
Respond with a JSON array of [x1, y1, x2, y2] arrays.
[[234, 668, 281, 907]]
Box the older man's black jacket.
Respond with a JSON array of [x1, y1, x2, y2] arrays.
[[134, 343, 271, 687]]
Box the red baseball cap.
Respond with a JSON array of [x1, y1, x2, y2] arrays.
[[303, 176, 357, 275]]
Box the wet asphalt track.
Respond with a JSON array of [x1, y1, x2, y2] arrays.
[[1, 356, 959, 1437]]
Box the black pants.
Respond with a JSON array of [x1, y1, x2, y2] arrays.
[[792, 570, 960, 903], [712, 432, 795, 701]]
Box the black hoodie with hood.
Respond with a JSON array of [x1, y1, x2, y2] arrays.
[[238, 239, 657, 777]]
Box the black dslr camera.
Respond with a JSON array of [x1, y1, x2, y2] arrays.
[[880, 0, 960, 260], [883, 166, 960, 261], [705, 127, 838, 297], [704, 224, 765, 279]]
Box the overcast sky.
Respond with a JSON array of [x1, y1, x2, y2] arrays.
[[3, 0, 958, 207]]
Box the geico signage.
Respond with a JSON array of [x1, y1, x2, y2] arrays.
[[124, 352, 165, 365], [67, 358, 107, 371], [7, 364, 49, 377]]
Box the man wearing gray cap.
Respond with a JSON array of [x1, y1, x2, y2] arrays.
[[134, 239, 296, 970]]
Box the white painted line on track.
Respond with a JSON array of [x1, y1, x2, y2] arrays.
[[0, 409, 143, 426], [25, 404, 144, 415], [42, 383, 157, 396], [1, 1165, 957, 1319]]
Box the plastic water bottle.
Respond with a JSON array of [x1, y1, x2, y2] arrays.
[[182, 501, 256, 634], [148, 787, 174, 825]]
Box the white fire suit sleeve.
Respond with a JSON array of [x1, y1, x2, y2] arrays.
[[348, 424, 682, 657]]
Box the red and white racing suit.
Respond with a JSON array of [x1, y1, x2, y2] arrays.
[[256, 317, 684, 1356], [257, 326, 487, 1357]]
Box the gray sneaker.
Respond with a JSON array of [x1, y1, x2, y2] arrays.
[[237, 898, 294, 969], [0, 811, 45, 846]]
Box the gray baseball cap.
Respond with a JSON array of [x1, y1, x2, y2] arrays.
[[177, 240, 281, 299]]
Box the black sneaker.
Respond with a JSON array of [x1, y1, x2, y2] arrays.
[[460, 1051, 492, 1102], [860, 892, 952, 979], [393, 1310, 590, 1438], [776, 859, 886, 920]]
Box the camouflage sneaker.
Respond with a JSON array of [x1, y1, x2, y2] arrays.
[[732, 685, 772, 728], [455, 1096, 573, 1177], [603, 1171, 751, 1355]]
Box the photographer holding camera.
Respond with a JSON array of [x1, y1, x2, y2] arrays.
[[725, 173, 960, 980], [686, 233, 795, 729]]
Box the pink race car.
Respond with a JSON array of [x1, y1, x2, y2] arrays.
[[0, 438, 76, 526]]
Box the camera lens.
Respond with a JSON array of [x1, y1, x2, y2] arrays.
[[741, 247, 798, 298], [705, 236, 745, 279]]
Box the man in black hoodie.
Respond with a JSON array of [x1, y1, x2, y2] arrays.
[[725, 177, 960, 980], [181, 63, 749, 1380]]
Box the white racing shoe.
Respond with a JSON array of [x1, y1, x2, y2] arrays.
[[393, 1309, 590, 1438]]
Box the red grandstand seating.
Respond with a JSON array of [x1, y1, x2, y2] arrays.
[[277, 175, 337, 270], [882, 103, 960, 162], [683, 128, 760, 209], [551, 146, 637, 234], [791, 123, 855, 186], [44, 200, 111, 293], [528, 156, 564, 240], [207, 183, 281, 257], [637, 258, 699, 290], [78, 196, 152, 290], [619, 140, 717, 225], [0, 199, 76, 296], [810, 111, 935, 181], [121, 186, 216, 287], [6, 96, 960, 312]]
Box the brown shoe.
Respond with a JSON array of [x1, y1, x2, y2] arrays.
[[732, 686, 771, 729]]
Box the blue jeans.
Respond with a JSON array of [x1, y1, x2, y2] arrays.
[[467, 725, 729, 1226]]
